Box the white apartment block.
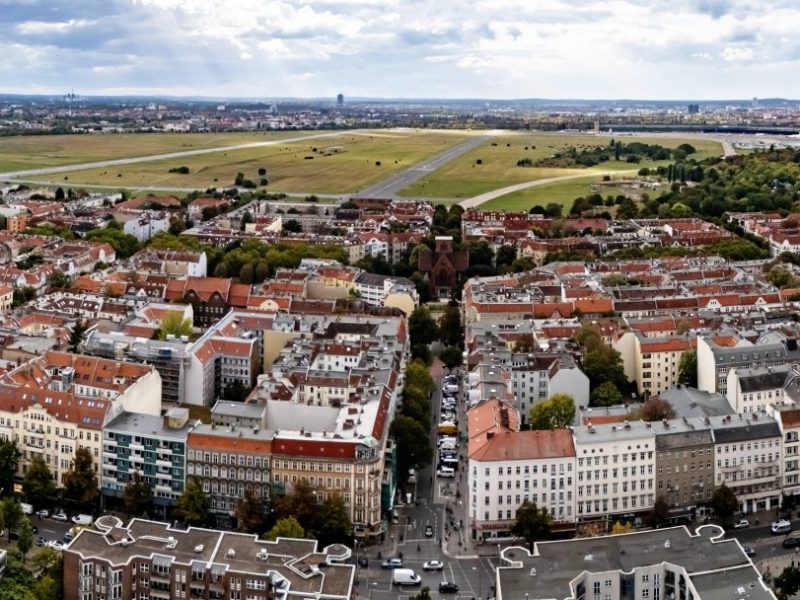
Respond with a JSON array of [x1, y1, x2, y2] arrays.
[[572, 421, 656, 524], [468, 429, 576, 540], [770, 407, 800, 499], [726, 365, 790, 414], [507, 353, 589, 423], [614, 332, 692, 396]]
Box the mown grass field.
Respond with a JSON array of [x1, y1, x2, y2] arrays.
[[399, 132, 723, 200], [23, 130, 471, 194], [0, 131, 327, 173]]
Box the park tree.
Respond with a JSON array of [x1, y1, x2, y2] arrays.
[[174, 478, 211, 526], [315, 494, 352, 546], [637, 397, 676, 421], [0, 440, 21, 496], [123, 472, 154, 517], [62, 447, 99, 512], [409, 307, 439, 347], [263, 516, 305, 541], [512, 501, 551, 551], [591, 381, 625, 406], [276, 479, 317, 531], [438, 305, 464, 348], [17, 516, 34, 561], [234, 488, 265, 534], [529, 394, 576, 430], [158, 312, 193, 341], [390, 415, 433, 486], [711, 484, 739, 526], [678, 350, 698, 387], [22, 456, 57, 510], [439, 346, 463, 370]]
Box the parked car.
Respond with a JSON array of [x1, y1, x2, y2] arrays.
[[743, 545, 756, 557], [52, 511, 68, 522], [437, 467, 455, 478], [784, 532, 800, 548], [35, 537, 46, 547], [358, 556, 369, 568], [47, 540, 65, 551], [772, 519, 792, 534], [423, 560, 444, 571], [733, 519, 750, 529], [425, 525, 434, 537], [439, 582, 459, 593], [381, 558, 404, 569], [35, 509, 49, 518]]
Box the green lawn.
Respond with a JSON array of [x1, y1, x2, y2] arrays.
[[399, 132, 723, 199], [23, 130, 472, 195], [0, 131, 327, 173], [479, 175, 610, 211]]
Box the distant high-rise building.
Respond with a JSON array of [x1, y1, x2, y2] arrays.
[[688, 104, 699, 114], [337, 93, 344, 106]]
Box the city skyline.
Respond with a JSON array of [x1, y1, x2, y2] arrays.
[[3, 0, 800, 100]]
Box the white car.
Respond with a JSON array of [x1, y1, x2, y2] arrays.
[[35, 509, 49, 518], [733, 519, 750, 529], [52, 511, 68, 522], [47, 540, 65, 551], [437, 467, 455, 478], [423, 560, 444, 571]]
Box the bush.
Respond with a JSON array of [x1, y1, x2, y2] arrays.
[[169, 166, 190, 174]]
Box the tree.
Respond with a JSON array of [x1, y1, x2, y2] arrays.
[[85, 227, 141, 258], [512, 501, 551, 551], [438, 305, 464, 348], [409, 307, 438, 347], [31, 546, 61, 578], [174, 478, 211, 526], [590, 381, 625, 407], [33, 576, 60, 600], [409, 588, 433, 600], [775, 563, 800, 600], [650, 496, 670, 528], [582, 345, 627, 391], [767, 265, 798, 289], [0, 439, 21, 496], [545, 203, 563, 218], [529, 394, 576, 430], [678, 350, 697, 387], [276, 479, 317, 530], [222, 380, 250, 402], [439, 346, 463, 370], [711, 484, 738, 526], [234, 488, 265, 534], [315, 493, 352, 546], [158, 312, 193, 341], [123, 472, 153, 517], [47, 269, 71, 290], [17, 516, 33, 561], [390, 415, 433, 486], [1, 498, 21, 540], [496, 245, 517, 272], [68, 320, 88, 353], [282, 219, 303, 234], [22, 456, 56, 510], [637, 397, 676, 421], [611, 521, 633, 534], [62, 447, 99, 512], [263, 516, 305, 541], [54, 187, 65, 201]]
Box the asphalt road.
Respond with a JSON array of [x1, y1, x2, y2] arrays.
[[353, 135, 492, 198]]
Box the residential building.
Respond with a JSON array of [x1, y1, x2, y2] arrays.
[[506, 353, 589, 423], [468, 429, 576, 540], [496, 526, 775, 600], [770, 406, 800, 501], [614, 332, 694, 396], [123, 211, 170, 241], [572, 421, 656, 528], [63, 518, 355, 600], [726, 364, 791, 414], [0, 286, 12, 313], [165, 277, 252, 327], [102, 408, 196, 517]]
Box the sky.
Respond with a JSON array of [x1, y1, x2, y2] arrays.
[[1, 0, 800, 100]]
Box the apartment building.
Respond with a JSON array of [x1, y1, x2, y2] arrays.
[[506, 353, 589, 423], [468, 429, 576, 540], [726, 365, 791, 414], [615, 332, 694, 396], [572, 421, 656, 527], [771, 406, 800, 500], [710, 414, 783, 514], [652, 418, 714, 514], [102, 409, 196, 518], [63, 518, 355, 600]]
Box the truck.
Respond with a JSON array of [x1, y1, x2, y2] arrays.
[[392, 569, 422, 586]]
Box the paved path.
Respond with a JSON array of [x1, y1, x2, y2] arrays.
[[457, 169, 638, 209]]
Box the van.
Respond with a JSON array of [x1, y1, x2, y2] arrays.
[[438, 437, 457, 446], [440, 458, 458, 469], [20, 502, 32, 516], [392, 569, 422, 586], [437, 466, 455, 478], [71, 514, 94, 526]]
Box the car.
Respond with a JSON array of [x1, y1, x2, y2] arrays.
[[423, 560, 444, 571], [425, 525, 434, 538], [381, 558, 404, 569], [35, 509, 49, 518], [437, 467, 455, 478], [772, 519, 792, 534], [439, 582, 459, 593], [733, 519, 750, 529], [357, 556, 369, 568], [743, 545, 756, 557], [47, 540, 65, 551], [35, 537, 46, 547], [52, 511, 68, 522]]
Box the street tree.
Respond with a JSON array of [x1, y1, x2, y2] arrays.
[[315, 493, 352, 546], [22, 456, 57, 510], [611, 521, 633, 534], [62, 447, 99, 512], [529, 394, 576, 430], [711, 484, 738, 526], [234, 488, 265, 534], [0, 440, 21, 497], [512, 501, 551, 552], [775, 562, 800, 600], [31, 546, 61, 578], [439, 346, 463, 370], [678, 350, 698, 387], [276, 479, 317, 531], [406, 361, 435, 395], [123, 472, 154, 517], [174, 478, 211, 526], [263, 516, 305, 541], [438, 305, 463, 349], [409, 588, 433, 600], [590, 381, 625, 407], [158, 312, 193, 341], [1, 498, 21, 541], [409, 307, 439, 347], [390, 415, 433, 486], [17, 516, 33, 561]]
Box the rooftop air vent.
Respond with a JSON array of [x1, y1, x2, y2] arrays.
[[194, 545, 204, 553]]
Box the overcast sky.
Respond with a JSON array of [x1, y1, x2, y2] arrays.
[[1, 0, 798, 100]]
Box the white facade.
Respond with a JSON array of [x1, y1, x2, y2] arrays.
[[123, 213, 170, 241], [573, 422, 656, 522], [726, 366, 788, 415]]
